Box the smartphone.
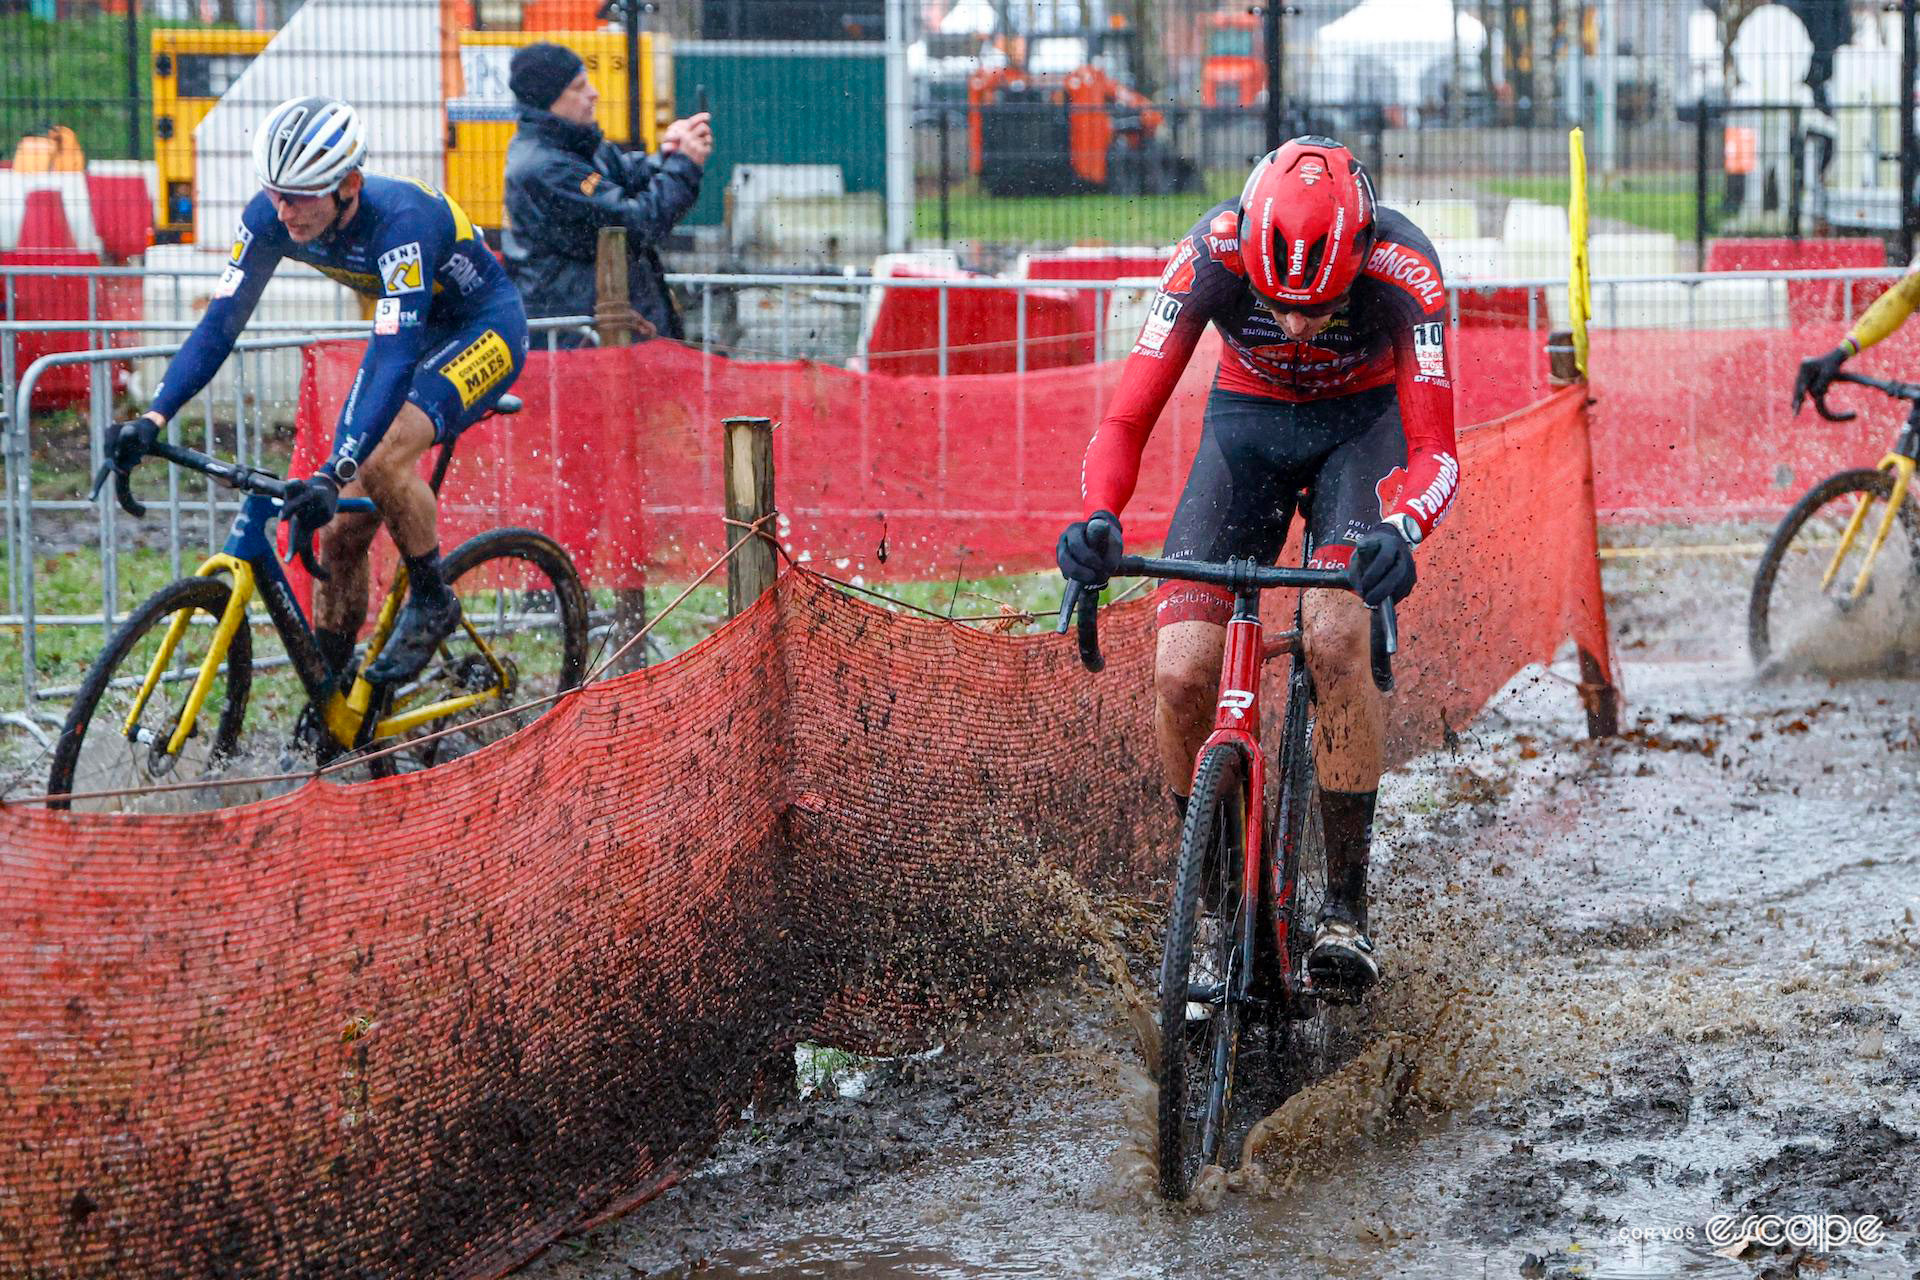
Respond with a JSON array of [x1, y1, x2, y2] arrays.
[[695, 84, 710, 119]]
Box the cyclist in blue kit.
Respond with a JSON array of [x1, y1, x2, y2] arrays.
[[102, 96, 530, 685]]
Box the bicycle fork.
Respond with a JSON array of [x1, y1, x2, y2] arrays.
[[123, 554, 258, 761], [1825, 452, 1917, 601]]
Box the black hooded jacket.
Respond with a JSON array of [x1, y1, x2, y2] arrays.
[[501, 107, 702, 340]]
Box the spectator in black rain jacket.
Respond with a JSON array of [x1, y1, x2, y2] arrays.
[[501, 42, 711, 344]]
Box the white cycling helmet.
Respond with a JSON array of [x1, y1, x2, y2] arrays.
[[252, 97, 368, 196]]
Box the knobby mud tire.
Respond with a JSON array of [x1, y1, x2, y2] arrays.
[[1272, 664, 1336, 1094], [46, 575, 253, 812], [1748, 468, 1920, 667], [1158, 742, 1248, 1201]]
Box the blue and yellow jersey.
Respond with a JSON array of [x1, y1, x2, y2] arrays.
[[152, 174, 521, 468]]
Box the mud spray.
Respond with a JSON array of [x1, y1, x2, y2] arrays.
[[521, 652, 1918, 1280]]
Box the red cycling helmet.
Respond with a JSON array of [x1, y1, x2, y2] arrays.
[[1237, 135, 1377, 314]]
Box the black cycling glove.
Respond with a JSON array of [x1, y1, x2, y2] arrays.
[[1792, 345, 1850, 412], [1058, 510, 1123, 585], [1352, 522, 1416, 607], [281, 473, 341, 580], [104, 415, 162, 476]]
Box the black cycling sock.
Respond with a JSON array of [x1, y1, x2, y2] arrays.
[[1318, 787, 1376, 932], [403, 546, 449, 603], [1172, 791, 1189, 823], [314, 627, 356, 679]]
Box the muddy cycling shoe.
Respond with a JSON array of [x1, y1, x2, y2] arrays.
[[1307, 906, 1379, 1001], [365, 591, 462, 685]]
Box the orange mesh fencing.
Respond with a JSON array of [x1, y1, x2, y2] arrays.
[[294, 332, 1550, 590], [1587, 323, 1920, 520], [2, 390, 1609, 1278]]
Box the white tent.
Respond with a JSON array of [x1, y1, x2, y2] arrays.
[[1310, 0, 1488, 116], [193, 0, 444, 243]]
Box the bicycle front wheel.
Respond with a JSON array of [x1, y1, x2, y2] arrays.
[[46, 576, 253, 813], [1749, 469, 1920, 672], [362, 528, 590, 777], [1158, 742, 1248, 1201], [1271, 663, 1334, 1093]]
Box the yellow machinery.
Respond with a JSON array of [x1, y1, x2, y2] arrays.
[[151, 27, 672, 241], [151, 28, 273, 241]]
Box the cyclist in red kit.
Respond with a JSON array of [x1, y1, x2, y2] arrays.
[[1056, 136, 1459, 996]]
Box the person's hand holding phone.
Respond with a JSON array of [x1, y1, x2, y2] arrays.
[[662, 110, 713, 165]]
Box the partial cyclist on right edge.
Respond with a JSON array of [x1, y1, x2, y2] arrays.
[[1793, 259, 1920, 410], [1056, 137, 1460, 999]]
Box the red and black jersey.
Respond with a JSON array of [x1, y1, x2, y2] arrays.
[[1081, 201, 1459, 542]]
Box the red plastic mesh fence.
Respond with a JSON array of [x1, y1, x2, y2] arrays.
[[293, 330, 1549, 594], [0, 387, 1607, 1278], [1587, 323, 1920, 521]]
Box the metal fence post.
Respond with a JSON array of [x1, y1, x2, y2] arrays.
[[1015, 286, 1026, 375], [1904, 0, 1919, 265], [1788, 105, 1804, 239], [1694, 102, 1710, 271], [939, 106, 952, 244], [937, 284, 949, 378]]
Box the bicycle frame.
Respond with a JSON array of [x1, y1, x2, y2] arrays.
[[1196, 592, 1279, 1004], [122, 490, 508, 759]]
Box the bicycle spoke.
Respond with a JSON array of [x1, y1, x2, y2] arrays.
[[358, 531, 589, 779], [48, 578, 254, 814]]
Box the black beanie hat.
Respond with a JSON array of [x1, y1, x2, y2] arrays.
[[510, 42, 587, 111]]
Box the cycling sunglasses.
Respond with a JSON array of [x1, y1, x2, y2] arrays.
[[1256, 290, 1350, 320]]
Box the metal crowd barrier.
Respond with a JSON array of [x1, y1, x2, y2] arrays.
[[0, 264, 1905, 723]]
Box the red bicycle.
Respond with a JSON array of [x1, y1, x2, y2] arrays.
[[1060, 538, 1396, 1200]]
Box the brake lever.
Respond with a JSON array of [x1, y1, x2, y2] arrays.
[[91, 462, 148, 518], [1076, 582, 1105, 673], [1809, 385, 1857, 423], [1368, 599, 1398, 694], [1055, 581, 1082, 634], [281, 515, 331, 581], [1055, 580, 1106, 673]]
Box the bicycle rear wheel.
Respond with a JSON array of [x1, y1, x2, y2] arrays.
[[1271, 662, 1334, 1092], [1158, 742, 1249, 1201], [45, 576, 253, 813], [361, 528, 590, 777], [1748, 469, 1920, 672]]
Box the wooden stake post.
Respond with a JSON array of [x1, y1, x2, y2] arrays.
[[1548, 327, 1620, 739], [724, 416, 778, 617], [595, 227, 649, 668]]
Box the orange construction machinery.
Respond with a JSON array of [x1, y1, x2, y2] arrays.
[[966, 30, 1196, 197], [1201, 11, 1264, 109]]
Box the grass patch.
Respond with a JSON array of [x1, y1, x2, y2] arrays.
[[794, 1044, 877, 1098], [6, 547, 183, 693], [1483, 173, 1701, 241], [5, 555, 1091, 713], [915, 171, 1245, 248]]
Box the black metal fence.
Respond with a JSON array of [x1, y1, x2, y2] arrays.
[[1, 0, 1917, 274], [1, 1, 152, 162], [907, 0, 1920, 271]]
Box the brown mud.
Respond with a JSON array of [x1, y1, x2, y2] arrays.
[[520, 626, 1920, 1279]]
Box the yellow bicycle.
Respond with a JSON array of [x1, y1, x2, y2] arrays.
[[46, 397, 590, 811], [1749, 370, 1920, 670]]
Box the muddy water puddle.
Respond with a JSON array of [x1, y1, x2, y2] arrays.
[[523, 655, 1920, 1280]]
